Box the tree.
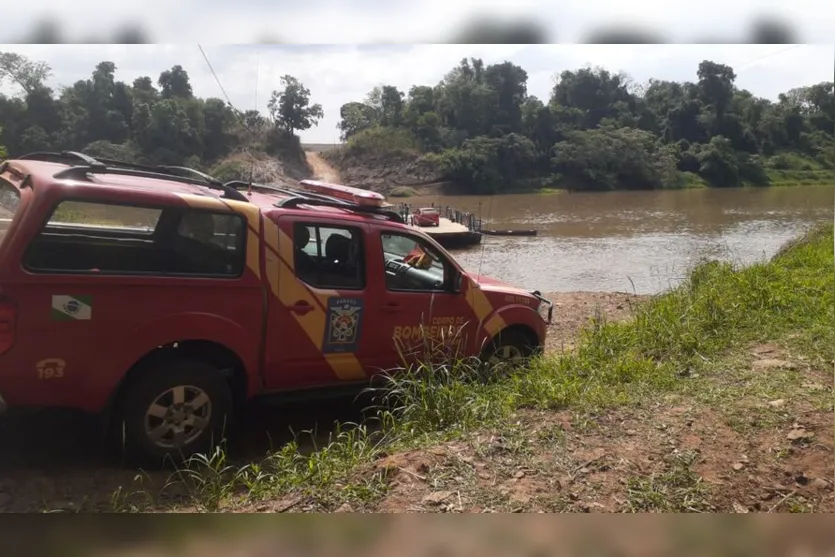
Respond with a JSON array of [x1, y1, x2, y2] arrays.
[[697, 135, 739, 187], [483, 61, 528, 135], [0, 51, 829, 195], [338, 101, 376, 140], [0, 52, 51, 95], [158, 65, 193, 99], [267, 75, 323, 134]]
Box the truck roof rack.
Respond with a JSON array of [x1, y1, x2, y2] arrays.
[[17, 151, 249, 203]]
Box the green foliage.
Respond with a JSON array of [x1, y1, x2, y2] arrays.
[[696, 136, 739, 187], [550, 127, 679, 190], [82, 140, 142, 162], [333, 57, 833, 193], [428, 133, 538, 193], [388, 186, 416, 197], [0, 51, 323, 170], [209, 160, 250, 182], [340, 126, 421, 157], [267, 75, 324, 135]]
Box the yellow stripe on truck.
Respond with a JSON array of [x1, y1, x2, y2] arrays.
[[465, 279, 506, 336], [176, 194, 262, 277], [324, 353, 367, 381], [225, 199, 261, 234], [264, 218, 280, 254], [225, 199, 263, 278], [274, 252, 366, 381], [264, 220, 366, 381], [277, 257, 326, 345], [278, 228, 295, 271], [263, 219, 281, 296], [175, 193, 229, 212]]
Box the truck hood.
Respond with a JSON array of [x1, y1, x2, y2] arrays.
[[467, 273, 531, 297]]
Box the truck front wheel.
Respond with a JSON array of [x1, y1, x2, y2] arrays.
[[481, 329, 538, 373], [116, 359, 234, 468]]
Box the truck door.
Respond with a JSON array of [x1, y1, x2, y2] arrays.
[[362, 228, 478, 374], [263, 215, 374, 390]]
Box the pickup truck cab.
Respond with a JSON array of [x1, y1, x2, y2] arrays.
[[0, 151, 553, 466]]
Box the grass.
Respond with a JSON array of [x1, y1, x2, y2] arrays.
[[388, 186, 417, 198], [765, 168, 833, 187], [107, 223, 834, 512], [326, 127, 421, 159], [624, 450, 713, 512]]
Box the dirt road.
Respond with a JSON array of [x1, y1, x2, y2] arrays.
[[305, 151, 341, 182]]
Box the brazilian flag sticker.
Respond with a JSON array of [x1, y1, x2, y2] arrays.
[[51, 295, 93, 321]]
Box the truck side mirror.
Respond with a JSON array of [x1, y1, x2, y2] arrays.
[[450, 271, 463, 293]]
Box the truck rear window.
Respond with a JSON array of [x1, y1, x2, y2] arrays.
[[24, 200, 246, 277], [0, 180, 21, 243]]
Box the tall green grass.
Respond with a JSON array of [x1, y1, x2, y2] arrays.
[[513, 222, 833, 410], [111, 223, 834, 511]]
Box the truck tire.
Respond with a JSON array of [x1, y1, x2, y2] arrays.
[[481, 329, 538, 372], [115, 359, 234, 468]]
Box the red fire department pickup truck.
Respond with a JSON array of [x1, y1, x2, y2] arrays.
[[0, 151, 553, 466]]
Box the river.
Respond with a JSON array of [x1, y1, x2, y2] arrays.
[[406, 185, 834, 295]]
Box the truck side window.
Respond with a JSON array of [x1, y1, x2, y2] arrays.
[[23, 200, 246, 277], [292, 223, 365, 290], [381, 233, 448, 292]]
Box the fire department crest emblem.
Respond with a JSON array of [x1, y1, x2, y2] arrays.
[[323, 297, 364, 354]]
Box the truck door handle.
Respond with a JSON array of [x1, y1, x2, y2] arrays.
[[381, 303, 403, 313], [289, 301, 314, 315]]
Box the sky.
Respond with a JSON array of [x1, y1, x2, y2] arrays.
[[3, 0, 835, 43], [1, 44, 832, 144]]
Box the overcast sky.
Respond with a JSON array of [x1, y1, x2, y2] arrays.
[[1, 44, 832, 144]]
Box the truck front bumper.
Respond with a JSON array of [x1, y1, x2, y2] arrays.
[[531, 290, 554, 324]]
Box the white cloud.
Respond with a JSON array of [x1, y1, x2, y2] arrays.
[[4, 0, 835, 42], [1, 44, 831, 143]]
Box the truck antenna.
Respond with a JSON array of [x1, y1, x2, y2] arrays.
[[476, 196, 491, 285]]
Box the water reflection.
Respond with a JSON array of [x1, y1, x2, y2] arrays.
[[408, 186, 834, 294]]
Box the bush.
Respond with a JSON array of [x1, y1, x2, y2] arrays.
[[737, 153, 770, 186], [82, 140, 142, 163], [697, 136, 739, 187], [550, 127, 680, 191], [209, 160, 250, 182], [340, 126, 421, 157], [428, 133, 538, 194]]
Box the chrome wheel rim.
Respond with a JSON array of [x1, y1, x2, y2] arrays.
[[144, 385, 212, 449], [488, 344, 524, 366]]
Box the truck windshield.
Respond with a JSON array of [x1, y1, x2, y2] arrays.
[[0, 180, 20, 244]]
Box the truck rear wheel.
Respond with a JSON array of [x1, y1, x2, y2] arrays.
[[116, 359, 233, 468]]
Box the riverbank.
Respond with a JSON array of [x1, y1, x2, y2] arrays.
[[0, 225, 831, 512]]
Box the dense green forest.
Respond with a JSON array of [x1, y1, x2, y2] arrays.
[[0, 51, 323, 181], [1, 50, 832, 194], [330, 58, 834, 193]]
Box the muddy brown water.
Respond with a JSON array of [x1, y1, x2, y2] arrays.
[[409, 185, 834, 295]]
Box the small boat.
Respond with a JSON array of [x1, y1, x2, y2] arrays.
[[481, 229, 538, 237]]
